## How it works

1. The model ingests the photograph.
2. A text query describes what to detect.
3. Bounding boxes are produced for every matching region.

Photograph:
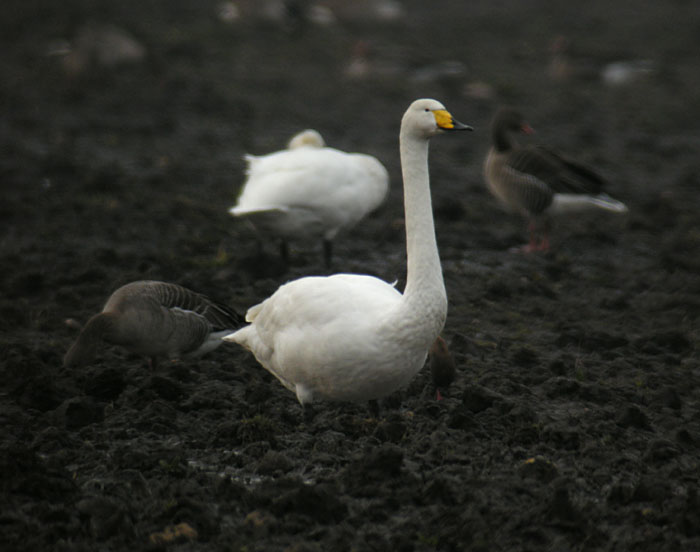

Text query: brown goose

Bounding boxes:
[483,107,628,252]
[64,281,242,368]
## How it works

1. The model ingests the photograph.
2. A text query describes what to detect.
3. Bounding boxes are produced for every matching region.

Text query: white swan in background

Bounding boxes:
[229,128,389,266]
[224,99,472,405]
[64,281,241,368]
[484,107,628,252]
[429,335,456,401]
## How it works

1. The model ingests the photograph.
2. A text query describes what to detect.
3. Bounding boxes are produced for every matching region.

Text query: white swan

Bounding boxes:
[224,99,472,405]
[229,128,389,266]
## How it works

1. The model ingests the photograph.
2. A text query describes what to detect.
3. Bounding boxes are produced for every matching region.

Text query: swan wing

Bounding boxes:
[233,148,388,226]
[249,273,400,327]
[226,274,402,398]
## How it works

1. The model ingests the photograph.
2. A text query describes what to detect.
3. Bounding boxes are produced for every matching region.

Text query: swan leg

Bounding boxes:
[323,238,333,268]
[296,385,318,424]
[255,236,265,257]
[279,240,290,265]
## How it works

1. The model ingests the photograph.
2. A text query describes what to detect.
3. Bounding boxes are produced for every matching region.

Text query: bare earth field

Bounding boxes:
[2,1,700,550]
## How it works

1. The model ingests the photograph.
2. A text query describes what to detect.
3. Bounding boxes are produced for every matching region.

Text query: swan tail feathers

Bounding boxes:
[222,326,250,346]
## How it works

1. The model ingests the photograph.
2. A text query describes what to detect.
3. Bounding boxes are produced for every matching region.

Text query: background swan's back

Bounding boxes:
[231,145,389,240]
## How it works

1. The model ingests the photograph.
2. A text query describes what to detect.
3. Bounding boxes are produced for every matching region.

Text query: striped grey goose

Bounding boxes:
[483,107,628,252]
[64,280,242,368]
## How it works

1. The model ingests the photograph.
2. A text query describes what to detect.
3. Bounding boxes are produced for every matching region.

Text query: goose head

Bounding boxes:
[63,312,114,367]
[64,327,101,367]
[402,98,473,139]
[491,107,534,151]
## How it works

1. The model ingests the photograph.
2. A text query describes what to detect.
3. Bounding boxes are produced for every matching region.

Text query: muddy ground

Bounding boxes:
[2,0,700,550]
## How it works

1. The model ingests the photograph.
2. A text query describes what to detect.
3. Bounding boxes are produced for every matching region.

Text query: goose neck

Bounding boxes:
[64,312,115,366]
[493,126,514,152]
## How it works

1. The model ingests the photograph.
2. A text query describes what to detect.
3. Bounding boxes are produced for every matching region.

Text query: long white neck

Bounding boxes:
[399,128,447,329]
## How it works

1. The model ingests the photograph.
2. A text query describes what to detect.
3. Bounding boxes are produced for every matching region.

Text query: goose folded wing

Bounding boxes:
[513,146,606,195]
[500,160,555,215]
[151,282,242,330]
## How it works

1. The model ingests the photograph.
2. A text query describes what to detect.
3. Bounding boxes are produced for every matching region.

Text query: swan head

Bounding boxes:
[287,129,326,149]
[402,98,473,138]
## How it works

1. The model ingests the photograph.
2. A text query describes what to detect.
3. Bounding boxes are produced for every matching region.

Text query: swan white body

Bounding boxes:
[229,129,389,260]
[225,99,472,404]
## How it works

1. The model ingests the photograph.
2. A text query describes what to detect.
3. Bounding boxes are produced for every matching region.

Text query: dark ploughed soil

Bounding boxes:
[2,1,700,550]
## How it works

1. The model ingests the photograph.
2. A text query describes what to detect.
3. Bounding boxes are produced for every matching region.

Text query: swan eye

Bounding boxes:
[424,108,430,112]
